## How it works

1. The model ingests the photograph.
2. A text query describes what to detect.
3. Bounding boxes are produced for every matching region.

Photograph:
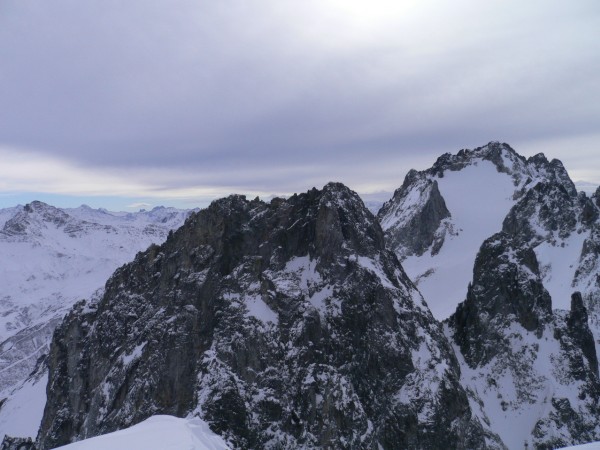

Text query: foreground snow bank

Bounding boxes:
[53,415,230,450]
[559,442,600,449]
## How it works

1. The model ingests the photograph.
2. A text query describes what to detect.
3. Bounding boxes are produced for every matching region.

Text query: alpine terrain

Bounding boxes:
[0,203,192,440]
[36,183,502,449]
[1,142,599,450]
[380,142,600,448]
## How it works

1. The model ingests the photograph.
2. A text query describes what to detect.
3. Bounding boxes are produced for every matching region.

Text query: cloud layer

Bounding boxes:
[0,0,598,204]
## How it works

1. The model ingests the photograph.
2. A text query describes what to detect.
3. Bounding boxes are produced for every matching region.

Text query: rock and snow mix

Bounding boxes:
[36,184,498,449]
[381,142,600,448]
[1,142,600,449]
[0,202,192,439]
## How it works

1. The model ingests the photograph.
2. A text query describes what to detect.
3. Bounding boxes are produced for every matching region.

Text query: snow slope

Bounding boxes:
[380,142,596,321]
[401,160,516,318]
[53,415,230,450]
[560,443,600,450]
[0,202,193,440]
[0,371,47,439]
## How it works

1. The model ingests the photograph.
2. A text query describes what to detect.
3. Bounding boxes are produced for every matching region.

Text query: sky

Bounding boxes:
[0,0,599,210]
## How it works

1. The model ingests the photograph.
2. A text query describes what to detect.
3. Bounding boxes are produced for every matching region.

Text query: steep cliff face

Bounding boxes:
[38,183,499,450]
[378,171,452,259]
[451,233,552,368]
[447,234,600,449]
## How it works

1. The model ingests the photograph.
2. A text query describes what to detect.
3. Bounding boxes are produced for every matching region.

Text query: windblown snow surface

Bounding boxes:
[53,415,230,450]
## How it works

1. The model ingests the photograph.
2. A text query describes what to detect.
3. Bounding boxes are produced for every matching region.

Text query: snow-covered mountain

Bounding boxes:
[0,202,193,440]
[380,142,600,448]
[36,184,502,449]
[378,142,592,319]
[2,142,599,449]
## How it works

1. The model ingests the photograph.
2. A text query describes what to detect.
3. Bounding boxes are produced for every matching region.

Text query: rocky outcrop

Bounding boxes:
[0,436,35,450]
[37,183,499,450]
[450,232,552,368]
[378,171,451,258]
[447,235,600,449]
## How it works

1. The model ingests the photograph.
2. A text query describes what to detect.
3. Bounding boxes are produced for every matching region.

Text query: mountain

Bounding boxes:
[37,183,501,449]
[378,142,587,319]
[0,202,192,440]
[380,141,600,448]
[3,142,598,449]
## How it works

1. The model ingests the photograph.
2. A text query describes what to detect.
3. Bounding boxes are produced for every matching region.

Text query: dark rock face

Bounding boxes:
[450,232,552,368]
[502,181,579,245]
[566,292,599,379]
[448,236,600,449]
[378,173,451,258]
[0,436,35,450]
[37,183,496,450]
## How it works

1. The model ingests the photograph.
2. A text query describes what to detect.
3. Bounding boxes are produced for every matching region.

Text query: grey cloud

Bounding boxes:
[0,0,599,195]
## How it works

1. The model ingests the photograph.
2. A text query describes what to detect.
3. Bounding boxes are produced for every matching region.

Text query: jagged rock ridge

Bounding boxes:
[378,141,596,319]
[447,232,600,449]
[37,183,501,449]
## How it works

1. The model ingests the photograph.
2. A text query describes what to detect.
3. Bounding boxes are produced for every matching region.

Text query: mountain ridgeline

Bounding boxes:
[3,142,600,449]
[37,183,498,449]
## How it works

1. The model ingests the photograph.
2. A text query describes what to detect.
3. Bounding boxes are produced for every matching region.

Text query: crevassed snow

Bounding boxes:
[0,372,47,439]
[53,415,230,450]
[534,232,587,310]
[402,161,517,319]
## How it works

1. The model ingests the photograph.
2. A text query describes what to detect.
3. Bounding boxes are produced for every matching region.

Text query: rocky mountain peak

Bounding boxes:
[450,232,552,367]
[1,201,71,237]
[37,182,497,450]
[428,141,523,179]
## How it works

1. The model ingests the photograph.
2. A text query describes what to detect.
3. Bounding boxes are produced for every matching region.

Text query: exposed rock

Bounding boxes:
[0,436,35,450]
[450,232,552,367]
[448,235,600,449]
[378,173,451,259]
[38,183,498,450]
[566,292,599,379]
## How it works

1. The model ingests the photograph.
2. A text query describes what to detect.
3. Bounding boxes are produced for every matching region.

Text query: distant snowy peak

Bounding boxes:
[0,201,194,241]
[427,141,576,198]
[378,142,593,320]
[1,201,74,239]
[0,200,195,442]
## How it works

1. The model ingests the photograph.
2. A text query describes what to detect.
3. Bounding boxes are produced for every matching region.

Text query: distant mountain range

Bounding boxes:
[1,142,600,449]
[0,203,193,439]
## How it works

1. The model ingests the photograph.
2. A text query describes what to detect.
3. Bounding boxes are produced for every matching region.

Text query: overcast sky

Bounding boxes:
[1,0,598,210]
